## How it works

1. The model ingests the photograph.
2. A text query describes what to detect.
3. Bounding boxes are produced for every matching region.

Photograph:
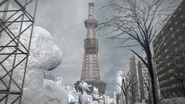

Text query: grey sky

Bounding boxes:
[35,0,139,96]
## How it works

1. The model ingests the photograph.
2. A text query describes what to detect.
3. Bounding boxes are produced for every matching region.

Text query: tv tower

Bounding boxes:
[75,2,106,98]
[81,3,100,81]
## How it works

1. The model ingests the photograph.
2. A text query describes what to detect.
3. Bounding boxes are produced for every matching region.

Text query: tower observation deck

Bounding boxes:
[75,3,106,95]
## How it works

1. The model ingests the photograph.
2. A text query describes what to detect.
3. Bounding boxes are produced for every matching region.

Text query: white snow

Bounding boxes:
[78,81,92,104]
[0,4,67,103]
[0,20,68,103]
[28,27,63,71]
[104,96,115,104]
[115,71,123,94]
[159,97,185,104]
[66,85,79,104]
[22,26,67,104]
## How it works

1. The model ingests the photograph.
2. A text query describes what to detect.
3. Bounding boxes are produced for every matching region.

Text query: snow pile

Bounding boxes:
[159,97,185,104]
[104,96,115,104]
[65,85,79,103]
[115,71,123,93]
[23,78,68,104]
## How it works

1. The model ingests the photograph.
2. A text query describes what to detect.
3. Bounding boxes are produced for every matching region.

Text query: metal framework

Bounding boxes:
[0,0,37,103]
[81,3,101,81]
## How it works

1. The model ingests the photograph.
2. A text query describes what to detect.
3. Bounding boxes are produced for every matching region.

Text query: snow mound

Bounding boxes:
[159,97,185,104]
[65,85,79,103]
[23,78,68,104]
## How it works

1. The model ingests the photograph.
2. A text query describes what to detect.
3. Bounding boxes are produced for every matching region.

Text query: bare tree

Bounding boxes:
[99,0,179,103]
[129,79,137,104]
[115,74,137,104]
[143,70,152,104]
[116,93,121,104]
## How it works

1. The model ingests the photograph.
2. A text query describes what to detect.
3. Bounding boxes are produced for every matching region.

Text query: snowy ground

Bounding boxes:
[159,97,185,104]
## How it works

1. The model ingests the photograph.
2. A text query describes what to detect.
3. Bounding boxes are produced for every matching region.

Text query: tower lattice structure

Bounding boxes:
[0,0,37,103]
[80,3,100,81]
[74,3,106,102]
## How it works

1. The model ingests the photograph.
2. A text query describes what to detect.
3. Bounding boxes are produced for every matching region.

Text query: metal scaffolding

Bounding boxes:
[0,0,37,103]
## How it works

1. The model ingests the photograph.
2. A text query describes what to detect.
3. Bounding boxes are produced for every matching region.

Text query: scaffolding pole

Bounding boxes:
[0,0,37,103]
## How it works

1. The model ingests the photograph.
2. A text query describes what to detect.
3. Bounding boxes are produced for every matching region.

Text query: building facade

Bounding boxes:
[153,0,185,99]
[140,61,151,103]
[129,56,150,103]
[130,56,140,103]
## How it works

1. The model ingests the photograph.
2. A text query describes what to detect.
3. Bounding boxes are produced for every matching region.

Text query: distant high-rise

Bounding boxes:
[129,56,149,103]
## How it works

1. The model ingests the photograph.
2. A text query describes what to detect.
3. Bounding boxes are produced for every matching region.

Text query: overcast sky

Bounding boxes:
[35,0,142,97]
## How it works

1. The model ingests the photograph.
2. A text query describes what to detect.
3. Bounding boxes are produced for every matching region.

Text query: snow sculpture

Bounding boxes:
[0,4,66,104]
[28,26,63,71]
[92,86,100,104]
[66,85,79,104]
[22,27,67,104]
[78,81,92,104]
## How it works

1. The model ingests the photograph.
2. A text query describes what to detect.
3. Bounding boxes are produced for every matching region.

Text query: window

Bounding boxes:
[169,21,171,24]
[164,42,167,46]
[182,23,185,27]
[178,7,182,11]
[180,15,184,19]
[161,30,164,34]
[176,29,180,32]
[172,34,175,38]
[173,41,176,45]
[175,21,178,25]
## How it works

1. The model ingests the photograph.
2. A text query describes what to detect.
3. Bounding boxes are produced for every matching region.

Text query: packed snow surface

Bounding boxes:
[159,97,185,104]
